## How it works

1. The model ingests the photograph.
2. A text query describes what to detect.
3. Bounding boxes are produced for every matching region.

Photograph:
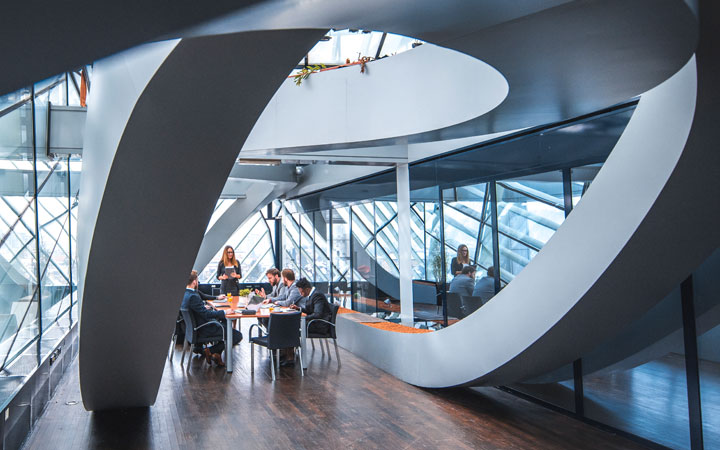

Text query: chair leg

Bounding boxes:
[325,339,331,359]
[251,342,254,373]
[320,339,325,356]
[298,347,304,376]
[333,339,340,364]
[276,349,280,373]
[169,334,177,362]
[180,340,188,366]
[270,350,276,381]
[311,340,315,350]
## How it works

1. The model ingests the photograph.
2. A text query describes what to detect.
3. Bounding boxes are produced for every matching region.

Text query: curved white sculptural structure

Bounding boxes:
[37,0,716,409]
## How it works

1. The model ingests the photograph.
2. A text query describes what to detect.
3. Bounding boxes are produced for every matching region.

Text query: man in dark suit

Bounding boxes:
[181,271,242,366]
[292,278,332,336]
[176,270,226,345]
[449,265,476,297]
[284,278,332,366]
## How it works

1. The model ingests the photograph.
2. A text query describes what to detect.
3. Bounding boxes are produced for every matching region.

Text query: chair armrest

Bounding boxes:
[194,320,222,331]
[307,319,336,329]
[248,323,265,340]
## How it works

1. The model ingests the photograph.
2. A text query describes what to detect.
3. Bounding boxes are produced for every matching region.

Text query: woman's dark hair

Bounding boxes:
[295,278,312,290]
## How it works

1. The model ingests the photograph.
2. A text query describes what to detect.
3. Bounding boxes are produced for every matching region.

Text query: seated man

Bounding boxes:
[176,270,225,347]
[265,268,304,308]
[255,267,286,300]
[448,265,476,297]
[181,271,242,367]
[288,278,333,366]
[472,266,497,303]
[193,270,226,303]
[292,278,332,335]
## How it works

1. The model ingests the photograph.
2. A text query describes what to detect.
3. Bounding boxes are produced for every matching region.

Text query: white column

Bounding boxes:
[396,163,414,324]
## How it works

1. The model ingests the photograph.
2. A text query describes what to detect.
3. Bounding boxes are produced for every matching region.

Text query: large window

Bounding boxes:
[0,72,80,373]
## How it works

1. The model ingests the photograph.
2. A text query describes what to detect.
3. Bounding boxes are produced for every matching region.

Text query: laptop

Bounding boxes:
[244,294,264,311]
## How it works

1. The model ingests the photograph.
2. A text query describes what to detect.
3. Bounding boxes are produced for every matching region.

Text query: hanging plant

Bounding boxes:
[292,64,326,86]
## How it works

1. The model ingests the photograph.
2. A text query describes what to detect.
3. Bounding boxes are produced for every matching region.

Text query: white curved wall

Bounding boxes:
[77,40,179,306]
[243,43,508,151]
[339,55,703,387]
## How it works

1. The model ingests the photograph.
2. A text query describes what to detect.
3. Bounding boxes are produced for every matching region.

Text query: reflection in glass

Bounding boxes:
[69,159,81,313]
[331,207,351,306]
[0,95,38,367]
[571,163,602,208]
[698,323,720,448]
[495,176,565,281]
[299,212,314,280]
[37,159,72,331]
[281,207,300,275]
[351,203,376,314]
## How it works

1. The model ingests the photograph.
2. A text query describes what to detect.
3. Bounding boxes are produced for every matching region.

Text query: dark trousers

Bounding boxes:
[194,321,243,354]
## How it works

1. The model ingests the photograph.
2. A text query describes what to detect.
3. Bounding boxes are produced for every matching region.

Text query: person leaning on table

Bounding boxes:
[182,271,242,367]
[257,268,301,329]
[260,268,302,307]
[290,278,332,336]
[282,278,332,366]
[448,265,476,297]
[178,270,225,348]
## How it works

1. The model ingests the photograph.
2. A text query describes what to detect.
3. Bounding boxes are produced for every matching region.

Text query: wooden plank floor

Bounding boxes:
[22,322,647,450]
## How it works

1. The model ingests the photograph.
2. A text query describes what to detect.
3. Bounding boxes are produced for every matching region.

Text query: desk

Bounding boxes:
[209,300,307,373]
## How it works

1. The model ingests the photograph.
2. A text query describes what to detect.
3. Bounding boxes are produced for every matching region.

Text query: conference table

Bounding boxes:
[208,298,307,373]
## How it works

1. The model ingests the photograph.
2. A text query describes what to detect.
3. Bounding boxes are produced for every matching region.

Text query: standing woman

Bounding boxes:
[217,245,242,296]
[451,244,470,277]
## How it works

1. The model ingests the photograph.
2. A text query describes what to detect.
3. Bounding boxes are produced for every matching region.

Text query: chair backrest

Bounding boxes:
[445,292,464,319]
[180,309,197,345]
[328,303,340,339]
[267,311,302,350]
[461,296,484,317]
[412,280,437,305]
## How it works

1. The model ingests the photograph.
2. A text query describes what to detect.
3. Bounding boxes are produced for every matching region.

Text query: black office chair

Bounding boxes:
[249,311,304,381]
[307,303,340,364]
[179,308,225,366]
[445,292,464,320]
[461,296,485,317]
[169,313,184,362]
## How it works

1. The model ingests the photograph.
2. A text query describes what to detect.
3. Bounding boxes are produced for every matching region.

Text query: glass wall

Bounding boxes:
[197,208,276,284]
[269,101,637,327]
[0,72,81,372]
[351,202,377,314]
[331,207,351,306]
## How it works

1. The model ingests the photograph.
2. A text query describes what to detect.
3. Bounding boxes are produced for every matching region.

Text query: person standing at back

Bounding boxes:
[451,244,471,277]
[217,245,242,296]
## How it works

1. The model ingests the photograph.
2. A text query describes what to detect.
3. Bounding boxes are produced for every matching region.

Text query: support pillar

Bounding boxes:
[396,163,414,324]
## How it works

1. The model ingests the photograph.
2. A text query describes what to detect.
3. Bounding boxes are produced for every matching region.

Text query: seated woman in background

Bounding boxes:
[451,244,471,277]
[217,245,242,296]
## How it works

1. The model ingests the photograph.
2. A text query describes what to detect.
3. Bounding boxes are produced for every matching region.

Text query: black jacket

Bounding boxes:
[217,261,241,295]
[181,288,225,339]
[301,291,332,336]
